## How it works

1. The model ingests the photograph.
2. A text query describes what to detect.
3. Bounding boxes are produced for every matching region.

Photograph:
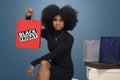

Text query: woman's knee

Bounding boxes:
[40,60,50,69]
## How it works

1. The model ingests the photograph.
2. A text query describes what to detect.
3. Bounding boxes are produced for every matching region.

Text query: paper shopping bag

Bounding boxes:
[83,40,100,62]
[16,19,41,49]
[99,36,120,64]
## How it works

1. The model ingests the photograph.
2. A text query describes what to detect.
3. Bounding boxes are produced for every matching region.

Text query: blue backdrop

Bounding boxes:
[0,0,120,80]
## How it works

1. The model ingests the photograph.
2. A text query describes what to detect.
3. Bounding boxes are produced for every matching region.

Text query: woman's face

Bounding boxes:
[53,15,64,30]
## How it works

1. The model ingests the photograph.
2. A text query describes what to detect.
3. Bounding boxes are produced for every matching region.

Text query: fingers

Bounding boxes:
[27,65,34,76]
[27,70,33,76]
[25,8,33,17]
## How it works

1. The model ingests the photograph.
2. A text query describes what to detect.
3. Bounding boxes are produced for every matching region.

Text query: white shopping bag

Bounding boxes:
[83,40,100,62]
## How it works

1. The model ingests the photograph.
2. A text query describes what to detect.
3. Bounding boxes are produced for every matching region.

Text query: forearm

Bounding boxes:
[31,57,42,66]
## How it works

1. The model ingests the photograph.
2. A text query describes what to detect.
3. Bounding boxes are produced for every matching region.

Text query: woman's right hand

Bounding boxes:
[25,8,33,17]
[25,8,33,20]
[27,64,34,76]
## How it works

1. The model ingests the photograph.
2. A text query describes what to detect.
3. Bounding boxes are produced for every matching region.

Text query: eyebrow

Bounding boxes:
[53,18,64,21]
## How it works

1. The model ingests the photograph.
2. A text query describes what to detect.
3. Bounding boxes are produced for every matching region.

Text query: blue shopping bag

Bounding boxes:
[99,36,120,64]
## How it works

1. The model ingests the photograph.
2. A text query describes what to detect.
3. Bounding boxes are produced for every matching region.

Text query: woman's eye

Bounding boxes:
[53,19,64,21]
[60,19,64,21]
[53,19,57,21]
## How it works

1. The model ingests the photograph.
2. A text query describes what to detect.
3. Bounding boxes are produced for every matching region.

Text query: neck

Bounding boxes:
[53,28,65,36]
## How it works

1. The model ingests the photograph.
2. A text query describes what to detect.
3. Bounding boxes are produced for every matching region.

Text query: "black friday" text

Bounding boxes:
[18,29,38,42]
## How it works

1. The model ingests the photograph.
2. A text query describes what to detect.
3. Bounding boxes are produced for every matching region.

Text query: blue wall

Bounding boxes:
[0,0,120,80]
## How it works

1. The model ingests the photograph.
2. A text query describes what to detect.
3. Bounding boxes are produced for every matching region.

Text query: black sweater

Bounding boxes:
[31,29,74,70]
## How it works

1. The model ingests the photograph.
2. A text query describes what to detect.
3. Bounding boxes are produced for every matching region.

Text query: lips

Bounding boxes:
[56,25,60,28]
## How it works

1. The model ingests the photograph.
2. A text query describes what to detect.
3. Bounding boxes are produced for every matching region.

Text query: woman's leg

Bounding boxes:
[35,60,50,80]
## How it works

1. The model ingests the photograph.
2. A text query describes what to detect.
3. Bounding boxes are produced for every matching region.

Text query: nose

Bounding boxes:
[57,20,60,24]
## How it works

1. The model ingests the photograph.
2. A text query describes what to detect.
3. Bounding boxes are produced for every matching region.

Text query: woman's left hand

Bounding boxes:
[27,64,34,76]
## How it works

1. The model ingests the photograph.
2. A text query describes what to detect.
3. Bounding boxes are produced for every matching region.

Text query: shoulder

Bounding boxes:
[41,29,50,34]
[42,29,47,32]
[65,31,74,41]
[41,29,50,38]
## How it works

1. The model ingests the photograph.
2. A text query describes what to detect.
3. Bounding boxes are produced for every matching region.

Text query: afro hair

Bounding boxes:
[41,4,78,30]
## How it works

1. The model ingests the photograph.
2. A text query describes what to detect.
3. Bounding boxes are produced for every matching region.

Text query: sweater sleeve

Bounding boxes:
[31,36,74,66]
[41,29,48,39]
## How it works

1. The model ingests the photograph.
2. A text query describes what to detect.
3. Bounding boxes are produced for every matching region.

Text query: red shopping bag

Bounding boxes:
[16,19,41,49]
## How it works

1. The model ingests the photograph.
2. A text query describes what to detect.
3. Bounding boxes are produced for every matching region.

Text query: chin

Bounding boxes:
[55,28,62,31]
[57,29,63,31]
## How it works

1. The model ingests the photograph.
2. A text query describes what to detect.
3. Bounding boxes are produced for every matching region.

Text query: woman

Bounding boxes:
[26,4,78,80]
